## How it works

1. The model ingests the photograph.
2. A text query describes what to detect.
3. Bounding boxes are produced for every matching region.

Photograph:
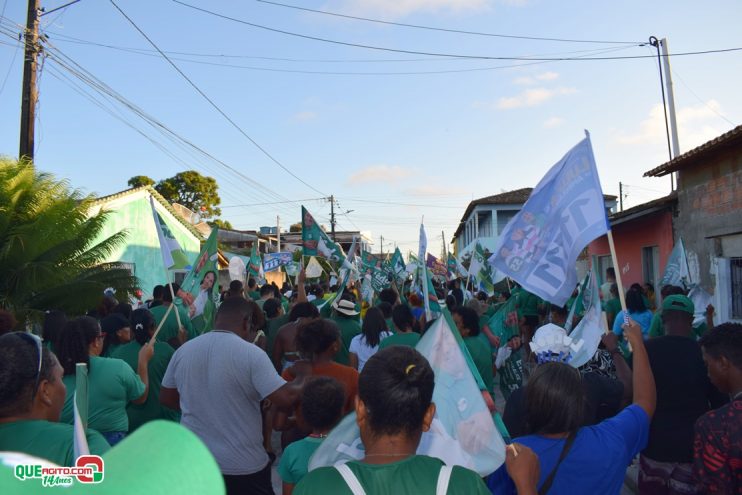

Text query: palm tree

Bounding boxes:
[0,158,139,325]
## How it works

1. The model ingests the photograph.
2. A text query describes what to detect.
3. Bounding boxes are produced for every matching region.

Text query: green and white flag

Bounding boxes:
[302,206,350,269]
[150,196,191,270]
[248,242,263,280]
[177,228,219,334]
[470,242,496,295]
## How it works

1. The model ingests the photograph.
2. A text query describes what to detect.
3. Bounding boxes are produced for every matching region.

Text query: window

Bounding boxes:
[732,258,742,320]
[596,255,613,286]
[642,246,659,288]
[477,211,493,238]
[497,210,518,235]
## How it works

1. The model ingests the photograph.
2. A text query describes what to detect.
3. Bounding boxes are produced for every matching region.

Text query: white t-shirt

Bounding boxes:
[162,330,285,475]
[349,331,392,371]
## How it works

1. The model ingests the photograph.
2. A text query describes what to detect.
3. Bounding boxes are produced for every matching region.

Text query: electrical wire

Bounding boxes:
[256,0,641,45]
[670,68,737,127]
[173,1,742,62]
[0,37,19,95]
[109,0,326,196]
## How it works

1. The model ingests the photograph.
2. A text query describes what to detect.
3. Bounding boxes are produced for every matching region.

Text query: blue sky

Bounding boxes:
[1,0,740,255]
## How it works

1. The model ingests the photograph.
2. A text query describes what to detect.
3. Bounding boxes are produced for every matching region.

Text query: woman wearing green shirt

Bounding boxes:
[295,346,539,495]
[111,309,180,432]
[56,316,153,445]
[0,332,110,465]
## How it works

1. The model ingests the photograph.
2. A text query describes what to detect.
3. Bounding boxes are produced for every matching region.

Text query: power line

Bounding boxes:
[670,68,737,127]
[339,198,465,209]
[256,0,641,45]
[109,0,326,197]
[173,1,742,62]
[221,198,326,208]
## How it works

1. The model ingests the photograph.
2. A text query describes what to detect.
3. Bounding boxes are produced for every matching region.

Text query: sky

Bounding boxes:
[0,0,740,256]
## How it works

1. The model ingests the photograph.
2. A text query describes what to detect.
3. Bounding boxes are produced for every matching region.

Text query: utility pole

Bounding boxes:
[660,38,681,189]
[441,230,447,260]
[380,235,384,258]
[329,195,336,241]
[649,36,675,191]
[19,0,41,161]
[619,182,624,211]
[276,215,281,252]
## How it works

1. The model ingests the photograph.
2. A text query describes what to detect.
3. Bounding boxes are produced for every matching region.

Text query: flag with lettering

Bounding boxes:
[390,247,407,283]
[263,252,293,272]
[448,253,467,279]
[566,268,603,368]
[489,134,609,306]
[176,227,219,333]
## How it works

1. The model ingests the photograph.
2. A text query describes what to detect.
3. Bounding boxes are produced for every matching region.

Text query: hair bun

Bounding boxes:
[135,323,144,330]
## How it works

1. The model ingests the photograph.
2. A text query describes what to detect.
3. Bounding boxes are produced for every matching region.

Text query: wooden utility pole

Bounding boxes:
[329,195,336,241]
[19,0,41,161]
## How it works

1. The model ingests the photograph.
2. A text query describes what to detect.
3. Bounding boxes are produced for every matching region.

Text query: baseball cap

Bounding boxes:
[1,421,225,494]
[661,295,694,315]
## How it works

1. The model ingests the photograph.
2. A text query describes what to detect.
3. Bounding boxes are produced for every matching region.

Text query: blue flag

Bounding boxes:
[489,134,609,306]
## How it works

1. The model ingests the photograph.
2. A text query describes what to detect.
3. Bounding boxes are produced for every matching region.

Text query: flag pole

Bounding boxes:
[151,301,174,342]
[607,229,632,351]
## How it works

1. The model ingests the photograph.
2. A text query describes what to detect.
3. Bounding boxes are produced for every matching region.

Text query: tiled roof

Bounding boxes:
[644,124,742,177]
[90,186,205,240]
[609,192,677,226]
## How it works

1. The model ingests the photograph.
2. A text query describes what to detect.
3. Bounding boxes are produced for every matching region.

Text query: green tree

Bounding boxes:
[155,171,221,219]
[209,218,233,230]
[127,175,155,188]
[289,223,302,232]
[1,159,139,325]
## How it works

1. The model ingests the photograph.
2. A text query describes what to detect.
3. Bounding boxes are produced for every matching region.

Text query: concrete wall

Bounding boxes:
[587,209,675,290]
[675,147,742,291]
[89,191,201,298]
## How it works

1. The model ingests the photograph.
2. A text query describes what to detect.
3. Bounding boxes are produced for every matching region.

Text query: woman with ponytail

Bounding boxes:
[110,308,180,431]
[57,316,153,445]
[295,346,540,495]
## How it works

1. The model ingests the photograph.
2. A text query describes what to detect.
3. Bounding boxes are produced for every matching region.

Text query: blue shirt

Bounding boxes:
[488,405,649,495]
[612,310,654,338]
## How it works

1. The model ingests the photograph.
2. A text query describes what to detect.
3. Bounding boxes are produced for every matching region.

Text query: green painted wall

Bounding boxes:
[90,193,201,298]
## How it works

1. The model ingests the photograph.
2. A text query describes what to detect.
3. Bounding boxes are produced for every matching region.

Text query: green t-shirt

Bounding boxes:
[266,314,290,357]
[295,455,489,495]
[378,332,421,350]
[330,316,361,366]
[278,436,323,485]
[464,336,494,393]
[61,356,145,433]
[385,317,395,334]
[0,420,110,467]
[248,290,261,300]
[150,303,194,345]
[110,341,180,432]
[603,297,622,318]
[649,312,707,340]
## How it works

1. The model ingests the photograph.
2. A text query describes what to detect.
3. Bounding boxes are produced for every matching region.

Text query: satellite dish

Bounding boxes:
[228,257,246,283]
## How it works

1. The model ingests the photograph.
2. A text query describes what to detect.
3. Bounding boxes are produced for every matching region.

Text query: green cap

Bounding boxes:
[0,421,225,494]
[662,295,694,315]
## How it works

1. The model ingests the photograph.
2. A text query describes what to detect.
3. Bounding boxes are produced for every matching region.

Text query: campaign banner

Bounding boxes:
[263,252,293,272]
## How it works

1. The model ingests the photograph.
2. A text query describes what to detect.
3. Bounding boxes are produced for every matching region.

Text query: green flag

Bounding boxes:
[248,242,262,279]
[302,206,348,268]
[487,296,520,348]
[176,228,219,334]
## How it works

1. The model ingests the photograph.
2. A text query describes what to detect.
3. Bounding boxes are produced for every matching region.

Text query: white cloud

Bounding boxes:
[536,71,559,81]
[291,111,317,122]
[543,117,565,128]
[496,87,577,110]
[614,100,729,152]
[331,0,490,18]
[347,164,413,185]
[513,76,535,86]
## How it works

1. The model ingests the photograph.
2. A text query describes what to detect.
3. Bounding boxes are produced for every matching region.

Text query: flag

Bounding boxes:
[489,134,610,306]
[302,206,348,268]
[424,263,442,314]
[469,242,496,295]
[419,223,432,320]
[247,242,262,279]
[73,362,89,460]
[305,256,324,279]
[176,228,219,333]
[390,247,407,283]
[263,252,293,272]
[426,253,448,278]
[150,196,191,270]
[565,269,603,369]
[308,310,506,476]
[285,261,301,277]
[448,253,467,279]
[660,238,692,290]
[487,297,520,348]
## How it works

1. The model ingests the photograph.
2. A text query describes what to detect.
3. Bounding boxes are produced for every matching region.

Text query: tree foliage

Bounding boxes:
[289,222,302,233]
[127,175,155,188]
[209,218,233,230]
[1,159,139,325]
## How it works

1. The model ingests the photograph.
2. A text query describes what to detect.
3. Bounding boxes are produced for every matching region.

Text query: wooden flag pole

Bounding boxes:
[607,229,632,351]
[151,302,174,342]
[165,272,183,330]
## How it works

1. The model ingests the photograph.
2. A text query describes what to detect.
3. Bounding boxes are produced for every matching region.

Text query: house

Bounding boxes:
[644,124,742,322]
[452,188,617,258]
[587,193,677,293]
[278,230,373,255]
[87,186,203,299]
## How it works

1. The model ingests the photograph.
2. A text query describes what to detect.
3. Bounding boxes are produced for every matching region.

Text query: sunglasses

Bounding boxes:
[15,332,43,401]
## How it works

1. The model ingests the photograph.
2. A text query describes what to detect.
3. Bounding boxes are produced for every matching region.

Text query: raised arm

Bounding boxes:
[622,319,656,418]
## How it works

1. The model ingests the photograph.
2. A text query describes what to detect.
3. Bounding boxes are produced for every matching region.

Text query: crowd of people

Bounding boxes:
[0,266,740,495]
